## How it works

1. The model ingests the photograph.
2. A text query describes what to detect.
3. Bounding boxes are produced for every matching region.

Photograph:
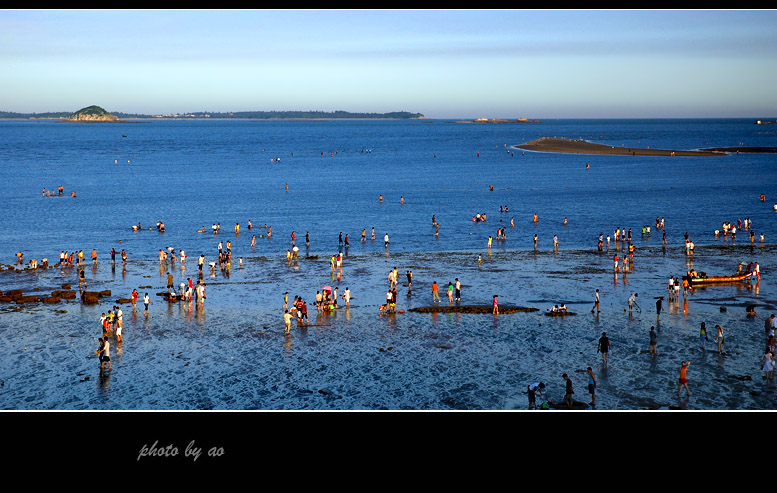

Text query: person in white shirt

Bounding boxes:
[115,307,123,343]
[98,338,112,370]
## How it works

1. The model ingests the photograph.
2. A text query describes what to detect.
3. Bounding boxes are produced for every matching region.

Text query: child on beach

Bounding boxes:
[715,325,725,354]
[676,361,691,396]
[283,310,292,335]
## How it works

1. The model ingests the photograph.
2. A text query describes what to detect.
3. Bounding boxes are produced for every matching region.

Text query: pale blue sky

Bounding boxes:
[1,9,776,118]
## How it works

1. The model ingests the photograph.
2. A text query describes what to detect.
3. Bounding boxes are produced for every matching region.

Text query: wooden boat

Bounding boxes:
[687,272,752,286]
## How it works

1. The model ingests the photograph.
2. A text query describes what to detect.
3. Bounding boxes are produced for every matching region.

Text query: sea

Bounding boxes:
[1,117,776,411]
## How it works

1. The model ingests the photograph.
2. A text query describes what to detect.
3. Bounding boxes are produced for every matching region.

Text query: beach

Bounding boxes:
[0,118,776,410]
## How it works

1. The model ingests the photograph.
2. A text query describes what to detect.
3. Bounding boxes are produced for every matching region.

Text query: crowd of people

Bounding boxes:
[10,191,774,410]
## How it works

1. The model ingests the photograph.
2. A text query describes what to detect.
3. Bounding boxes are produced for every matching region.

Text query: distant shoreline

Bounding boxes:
[513,137,777,156]
[0,117,428,122]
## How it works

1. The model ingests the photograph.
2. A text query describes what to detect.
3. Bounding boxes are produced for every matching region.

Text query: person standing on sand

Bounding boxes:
[676,361,691,396]
[656,297,664,321]
[283,310,292,335]
[598,332,611,365]
[98,337,112,370]
[587,367,597,407]
[715,325,725,354]
[563,373,574,409]
[116,307,123,343]
[649,326,658,356]
[762,349,774,381]
[700,322,708,350]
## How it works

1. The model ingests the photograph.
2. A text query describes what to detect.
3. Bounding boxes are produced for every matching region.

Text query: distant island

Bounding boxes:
[65,105,120,122]
[455,117,540,124]
[0,107,425,121]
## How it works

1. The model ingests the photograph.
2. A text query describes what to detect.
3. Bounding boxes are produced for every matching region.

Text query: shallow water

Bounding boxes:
[0,118,775,410]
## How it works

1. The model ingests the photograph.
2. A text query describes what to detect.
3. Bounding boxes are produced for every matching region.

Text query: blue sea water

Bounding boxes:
[0,118,776,410]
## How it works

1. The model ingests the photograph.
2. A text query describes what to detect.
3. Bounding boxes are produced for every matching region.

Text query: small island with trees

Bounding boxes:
[64,105,120,122]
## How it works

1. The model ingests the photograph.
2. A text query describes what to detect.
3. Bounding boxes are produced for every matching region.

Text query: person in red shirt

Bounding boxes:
[431,281,440,303]
[676,361,691,396]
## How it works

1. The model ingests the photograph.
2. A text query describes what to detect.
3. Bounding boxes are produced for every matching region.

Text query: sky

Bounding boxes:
[1,9,776,119]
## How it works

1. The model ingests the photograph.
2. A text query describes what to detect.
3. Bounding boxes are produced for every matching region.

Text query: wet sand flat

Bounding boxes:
[515,137,725,156]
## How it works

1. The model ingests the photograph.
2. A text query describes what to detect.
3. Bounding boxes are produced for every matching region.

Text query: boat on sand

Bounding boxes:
[687,271,752,287]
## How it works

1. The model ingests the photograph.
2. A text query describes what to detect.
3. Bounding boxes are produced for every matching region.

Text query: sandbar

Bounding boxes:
[515,137,725,156]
